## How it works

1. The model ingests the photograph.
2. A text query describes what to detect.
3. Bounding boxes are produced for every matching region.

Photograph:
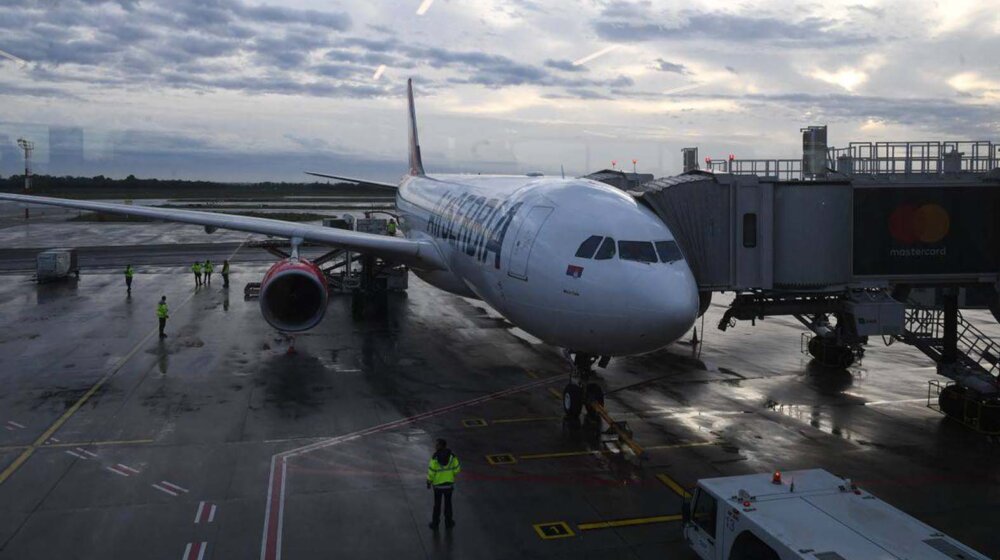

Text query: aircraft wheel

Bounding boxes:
[563,383,583,417]
[584,383,604,418]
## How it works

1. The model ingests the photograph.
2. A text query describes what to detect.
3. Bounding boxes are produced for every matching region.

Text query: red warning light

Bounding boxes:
[632,159,637,164]
[742,500,752,507]
[772,471,782,485]
[729,153,735,160]
[705,157,712,164]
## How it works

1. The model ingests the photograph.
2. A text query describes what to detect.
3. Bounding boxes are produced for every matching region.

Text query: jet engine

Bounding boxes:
[259,258,329,332]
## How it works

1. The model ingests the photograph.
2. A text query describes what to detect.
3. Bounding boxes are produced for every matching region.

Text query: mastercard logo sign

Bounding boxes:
[888,203,950,245]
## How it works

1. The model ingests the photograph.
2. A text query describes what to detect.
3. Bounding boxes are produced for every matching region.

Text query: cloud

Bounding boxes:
[545,59,587,72]
[653,58,688,74]
[594,10,879,47]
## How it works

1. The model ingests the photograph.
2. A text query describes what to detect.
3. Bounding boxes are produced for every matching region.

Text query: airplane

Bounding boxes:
[0,79,699,417]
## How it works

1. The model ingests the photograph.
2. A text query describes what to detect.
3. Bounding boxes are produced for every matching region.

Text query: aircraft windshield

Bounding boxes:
[618,241,658,263]
[575,235,603,258]
[655,240,683,263]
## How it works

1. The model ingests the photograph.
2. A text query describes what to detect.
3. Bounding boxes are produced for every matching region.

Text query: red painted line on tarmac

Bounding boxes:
[160,480,188,493]
[259,375,562,560]
[182,541,207,560]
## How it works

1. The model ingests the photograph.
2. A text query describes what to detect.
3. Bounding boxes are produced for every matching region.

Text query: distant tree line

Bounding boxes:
[0,174,393,199]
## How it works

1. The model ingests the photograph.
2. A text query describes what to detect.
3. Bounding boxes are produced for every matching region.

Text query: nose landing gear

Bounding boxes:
[561,352,607,419]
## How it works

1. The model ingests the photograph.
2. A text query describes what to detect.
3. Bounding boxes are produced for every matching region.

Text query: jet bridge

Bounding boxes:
[607,131,1000,432]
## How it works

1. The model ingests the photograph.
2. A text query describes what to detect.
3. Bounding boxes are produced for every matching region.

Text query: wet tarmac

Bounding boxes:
[0,228,999,559]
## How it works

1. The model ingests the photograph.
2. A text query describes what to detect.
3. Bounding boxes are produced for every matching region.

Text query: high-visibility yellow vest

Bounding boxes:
[125,266,134,278]
[192,263,202,273]
[204,262,213,272]
[156,303,168,319]
[427,454,461,487]
[222,262,230,274]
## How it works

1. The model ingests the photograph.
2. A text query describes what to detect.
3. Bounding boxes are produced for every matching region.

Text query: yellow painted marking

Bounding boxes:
[578,514,682,531]
[491,416,562,424]
[656,473,692,498]
[0,438,155,453]
[461,418,488,428]
[518,441,716,461]
[486,453,517,465]
[521,449,604,460]
[533,521,575,540]
[547,387,562,399]
[0,241,247,485]
[525,370,538,379]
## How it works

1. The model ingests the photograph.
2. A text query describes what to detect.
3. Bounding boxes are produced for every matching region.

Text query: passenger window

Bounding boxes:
[743,213,757,248]
[692,490,717,539]
[575,235,603,258]
[655,240,683,263]
[595,237,616,260]
[618,241,657,263]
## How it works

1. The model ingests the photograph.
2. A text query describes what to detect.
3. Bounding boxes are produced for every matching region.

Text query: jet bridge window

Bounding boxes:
[574,235,603,258]
[618,241,658,263]
[742,213,757,248]
[594,237,616,260]
[654,240,683,263]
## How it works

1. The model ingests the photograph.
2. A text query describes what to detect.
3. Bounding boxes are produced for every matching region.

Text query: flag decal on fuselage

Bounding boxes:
[566,265,584,278]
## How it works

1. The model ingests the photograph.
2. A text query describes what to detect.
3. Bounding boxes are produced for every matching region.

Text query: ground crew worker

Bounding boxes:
[157,296,169,338]
[204,259,214,285]
[124,264,134,294]
[192,261,202,286]
[387,219,397,236]
[426,438,460,530]
[222,259,230,288]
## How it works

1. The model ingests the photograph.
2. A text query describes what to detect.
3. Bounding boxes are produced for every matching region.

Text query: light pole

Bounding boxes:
[16,138,33,219]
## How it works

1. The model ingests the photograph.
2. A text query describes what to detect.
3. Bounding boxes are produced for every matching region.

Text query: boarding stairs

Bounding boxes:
[897,305,1000,433]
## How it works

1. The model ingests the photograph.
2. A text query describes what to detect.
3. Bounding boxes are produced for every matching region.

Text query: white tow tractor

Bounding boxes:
[681,469,988,560]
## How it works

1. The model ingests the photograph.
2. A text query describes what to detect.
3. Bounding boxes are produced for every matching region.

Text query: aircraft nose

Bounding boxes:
[626,264,700,349]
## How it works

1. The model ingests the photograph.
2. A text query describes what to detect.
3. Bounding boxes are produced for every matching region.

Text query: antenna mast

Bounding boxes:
[16,138,34,219]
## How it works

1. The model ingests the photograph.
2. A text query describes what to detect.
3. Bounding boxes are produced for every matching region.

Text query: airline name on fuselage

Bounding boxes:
[427,190,523,269]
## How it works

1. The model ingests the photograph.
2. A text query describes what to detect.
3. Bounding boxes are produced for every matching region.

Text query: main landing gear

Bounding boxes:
[562,352,609,419]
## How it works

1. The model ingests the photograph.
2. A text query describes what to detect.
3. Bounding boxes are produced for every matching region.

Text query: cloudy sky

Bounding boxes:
[0,0,998,181]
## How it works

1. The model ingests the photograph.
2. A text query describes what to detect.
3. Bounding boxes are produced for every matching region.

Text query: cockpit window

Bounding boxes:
[575,235,603,258]
[618,241,658,263]
[594,237,616,260]
[655,240,683,263]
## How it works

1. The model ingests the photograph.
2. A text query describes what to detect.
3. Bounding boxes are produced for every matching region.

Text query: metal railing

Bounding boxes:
[701,140,998,180]
[902,307,1000,378]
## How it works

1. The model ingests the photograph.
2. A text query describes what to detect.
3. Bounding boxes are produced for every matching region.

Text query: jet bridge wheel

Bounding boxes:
[563,384,583,417]
[807,335,857,369]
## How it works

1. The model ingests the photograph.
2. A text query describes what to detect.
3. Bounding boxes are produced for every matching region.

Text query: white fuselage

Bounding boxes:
[395,174,700,356]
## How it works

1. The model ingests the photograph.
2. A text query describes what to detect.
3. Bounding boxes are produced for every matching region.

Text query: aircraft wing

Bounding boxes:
[304,172,397,190]
[0,192,446,270]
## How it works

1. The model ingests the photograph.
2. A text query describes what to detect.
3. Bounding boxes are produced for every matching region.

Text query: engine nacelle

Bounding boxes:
[259,258,329,332]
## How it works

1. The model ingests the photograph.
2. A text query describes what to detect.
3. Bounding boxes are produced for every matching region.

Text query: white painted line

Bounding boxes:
[182,542,192,560]
[197,542,207,560]
[117,463,140,474]
[208,504,217,523]
[65,450,87,460]
[161,480,189,493]
[7,421,25,429]
[152,483,179,497]
[4,426,13,432]
[416,0,434,15]
[107,466,130,477]
[49,437,60,442]
[76,447,97,458]
[864,398,925,406]
[195,501,206,523]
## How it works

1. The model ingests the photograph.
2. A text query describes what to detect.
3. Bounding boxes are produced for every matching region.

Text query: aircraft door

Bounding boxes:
[507,205,553,280]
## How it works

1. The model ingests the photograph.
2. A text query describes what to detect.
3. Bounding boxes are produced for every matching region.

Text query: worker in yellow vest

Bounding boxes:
[387,219,398,236]
[192,261,202,287]
[124,264,134,294]
[426,438,461,530]
[204,259,214,285]
[157,296,169,338]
